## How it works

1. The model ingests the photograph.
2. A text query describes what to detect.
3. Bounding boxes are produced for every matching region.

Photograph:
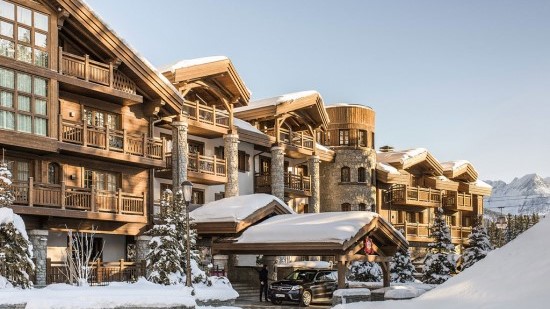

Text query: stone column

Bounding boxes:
[171,114,188,188]
[28,229,48,287]
[270,145,285,201]
[308,155,320,213]
[135,235,151,262]
[224,133,239,197]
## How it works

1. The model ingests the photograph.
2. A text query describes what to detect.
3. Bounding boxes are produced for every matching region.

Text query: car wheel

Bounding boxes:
[300,290,312,307]
[271,299,282,305]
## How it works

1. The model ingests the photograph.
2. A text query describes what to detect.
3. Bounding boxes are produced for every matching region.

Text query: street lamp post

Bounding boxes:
[181,180,193,288]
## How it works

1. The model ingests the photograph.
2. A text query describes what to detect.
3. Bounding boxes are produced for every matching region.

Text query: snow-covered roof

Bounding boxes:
[377,162,400,175]
[473,179,492,189]
[235,90,320,112]
[326,103,374,111]
[377,148,428,165]
[190,194,293,223]
[441,160,471,171]
[233,118,266,135]
[158,56,228,74]
[236,212,378,244]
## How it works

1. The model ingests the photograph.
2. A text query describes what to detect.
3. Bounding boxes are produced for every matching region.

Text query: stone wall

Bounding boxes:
[28,229,48,287]
[320,148,377,212]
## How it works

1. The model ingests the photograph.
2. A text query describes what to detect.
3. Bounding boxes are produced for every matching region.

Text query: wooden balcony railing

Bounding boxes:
[254,173,312,196]
[59,119,165,160]
[182,101,230,128]
[393,222,471,244]
[443,192,473,211]
[388,185,441,207]
[265,128,314,151]
[58,48,137,95]
[47,258,146,284]
[11,178,145,216]
[165,152,227,177]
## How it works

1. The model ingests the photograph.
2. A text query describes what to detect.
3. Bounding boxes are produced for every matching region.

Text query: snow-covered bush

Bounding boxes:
[390,249,416,283]
[462,217,492,270]
[422,207,456,284]
[348,261,382,282]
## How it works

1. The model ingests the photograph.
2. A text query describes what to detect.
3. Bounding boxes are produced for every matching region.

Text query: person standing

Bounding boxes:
[259,264,269,301]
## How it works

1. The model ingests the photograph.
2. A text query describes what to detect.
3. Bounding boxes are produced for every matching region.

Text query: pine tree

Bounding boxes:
[145,189,205,285]
[0,162,34,288]
[532,213,540,225]
[462,217,492,270]
[515,215,525,235]
[390,249,416,283]
[348,261,382,282]
[422,207,456,284]
[505,213,515,242]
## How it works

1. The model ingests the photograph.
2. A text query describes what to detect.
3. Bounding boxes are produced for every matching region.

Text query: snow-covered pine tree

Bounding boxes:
[390,249,416,283]
[462,216,492,270]
[145,188,205,285]
[422,207,456,284]
[348,261,382,282]
[531,213,540,225]
[0,162,34,289]
[505,213,515,242]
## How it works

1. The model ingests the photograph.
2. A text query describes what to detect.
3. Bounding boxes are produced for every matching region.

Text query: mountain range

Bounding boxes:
[484,174,550,216]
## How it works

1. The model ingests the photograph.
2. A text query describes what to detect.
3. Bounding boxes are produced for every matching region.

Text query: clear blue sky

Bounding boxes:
[87,0,550,182]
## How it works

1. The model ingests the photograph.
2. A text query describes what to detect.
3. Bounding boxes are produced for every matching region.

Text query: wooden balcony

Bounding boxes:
[59,48,137,95]
[388,185,442,208]
[254,173,312,197]
[443,192,473,212]
[159,152,227,185]
[265,128,314,152]
[9,178,146,223]
[58,119,165,167]
[182,101,231,137]
[393,222,471,245]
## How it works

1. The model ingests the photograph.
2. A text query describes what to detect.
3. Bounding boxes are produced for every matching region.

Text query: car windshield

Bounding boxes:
[285,270,318,282]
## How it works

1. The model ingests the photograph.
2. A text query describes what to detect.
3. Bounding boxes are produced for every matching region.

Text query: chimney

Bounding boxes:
[379,145,394,152]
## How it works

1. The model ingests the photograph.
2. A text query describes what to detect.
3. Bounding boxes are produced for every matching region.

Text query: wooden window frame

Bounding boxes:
[358,130,368,147]
[191,188,205,205]
[47,161,60,184]
[0,66,48,135]
[238,150,250,173]
[83,168,119,192]
[6,156,31,182]
[340,166,350,183]
[341,203,351,212]
[339,129,350,146]
[357,167,366,183]
[83,106,121,130]
[0,0,50,67]
[188,139,204,155]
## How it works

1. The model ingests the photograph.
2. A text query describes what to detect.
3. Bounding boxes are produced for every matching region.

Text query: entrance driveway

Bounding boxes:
[234,299,331,309]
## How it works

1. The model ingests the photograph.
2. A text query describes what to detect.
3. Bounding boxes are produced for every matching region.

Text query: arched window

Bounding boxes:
[48,162,60,184]
[358,167,366,183]
[341,166,350,182]
[358,203,367,211]
[341,203,351,211]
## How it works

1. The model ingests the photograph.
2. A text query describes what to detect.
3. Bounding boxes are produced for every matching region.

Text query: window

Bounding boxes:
[84,169,118,192]
[358,167,366,183]
[0,67,47,135]
[214,192,224,201]
[339,129,349,146]
[47,162,60,184]
[188,140,204,154]
[214,146,224,159]
[341,203,351,211]
[6,157,30,181]
[259,156,271,175]
[340,166,350,182]
[83,107,120,130]
[0,1,49,67]
[191,189,204,205]
[358,130,368,147]
[238,150,250,172]
[358,203,367,211]
[160,183,172,193]
[371,132,375,149]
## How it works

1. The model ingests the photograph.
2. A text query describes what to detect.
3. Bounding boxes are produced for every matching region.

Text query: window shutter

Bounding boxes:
[245,153,250,172]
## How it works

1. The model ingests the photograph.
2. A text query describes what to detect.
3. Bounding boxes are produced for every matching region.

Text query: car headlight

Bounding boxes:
[291,285,300,291]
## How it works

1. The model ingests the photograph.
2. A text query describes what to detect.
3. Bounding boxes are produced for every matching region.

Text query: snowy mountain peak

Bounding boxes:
[484,173,550,216]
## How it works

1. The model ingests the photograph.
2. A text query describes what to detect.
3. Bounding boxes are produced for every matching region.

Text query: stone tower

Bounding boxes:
[319,103,377,212]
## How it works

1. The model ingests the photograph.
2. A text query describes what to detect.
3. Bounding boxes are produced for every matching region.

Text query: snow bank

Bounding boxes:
[278,261,332,269]
[0,207,29,240]
[159,56,228,73]
[0,276,12,289]
[237,212,378,244]
[375,285,426,299]
[191,193,293,223]
[377,148,427,165]
[333,288,371,297]
[333,216,550,309]
[236,90,319,112]
[0,277,239,308]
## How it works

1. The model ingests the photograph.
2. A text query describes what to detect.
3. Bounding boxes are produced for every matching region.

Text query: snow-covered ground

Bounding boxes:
[0,277,238,309]
[334,215,550,309]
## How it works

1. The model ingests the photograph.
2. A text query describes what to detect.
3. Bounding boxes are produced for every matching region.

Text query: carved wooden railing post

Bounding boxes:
[213,155,217,176]
[161,137,166,161]
[28,177,34,207]
[117,188,123,214]
[58,116,63,141]
[109,62,114,88]
[195,100,200,120]
[82,122,88,147]
[142,191,146,216]
[404,220,408,237]
[58,47,63,73]
[60,181,66,210]
[142,133,147,157]
[91,186,96,212]
[84,54,90,82]
[122,129,127,154]
[212,105,216,125]
[105,125,110,151]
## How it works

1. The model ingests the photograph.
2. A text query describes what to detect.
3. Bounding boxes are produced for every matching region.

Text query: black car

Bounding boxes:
[268,269,338,306]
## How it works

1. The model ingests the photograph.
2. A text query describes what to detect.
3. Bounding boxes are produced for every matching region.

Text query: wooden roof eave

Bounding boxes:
[444,164,479,182]
[425,176,460,191]
[376,170,409,185]
[401,152,444,176]
[458,182,492,196]
[60,0,183,111]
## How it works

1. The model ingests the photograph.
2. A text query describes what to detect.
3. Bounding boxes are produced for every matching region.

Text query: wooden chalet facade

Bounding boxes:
[0,0,182,286]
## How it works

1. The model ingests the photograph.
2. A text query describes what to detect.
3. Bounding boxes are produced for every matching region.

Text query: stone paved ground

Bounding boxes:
[234,299,331,309]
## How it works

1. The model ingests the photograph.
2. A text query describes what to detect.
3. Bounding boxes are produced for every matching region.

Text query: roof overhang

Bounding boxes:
[378,149,444,176]
[458,182,492,196]
[442,161,479,182]
[425,176,460,191]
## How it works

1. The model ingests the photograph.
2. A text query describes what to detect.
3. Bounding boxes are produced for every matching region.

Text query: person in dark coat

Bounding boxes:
[259,264,269,301]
